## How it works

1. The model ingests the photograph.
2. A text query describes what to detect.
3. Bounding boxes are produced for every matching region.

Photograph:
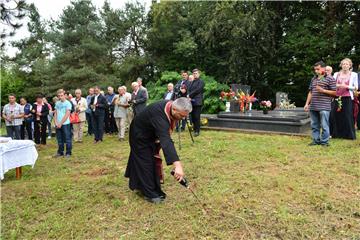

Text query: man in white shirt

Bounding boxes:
[2,94,24,139]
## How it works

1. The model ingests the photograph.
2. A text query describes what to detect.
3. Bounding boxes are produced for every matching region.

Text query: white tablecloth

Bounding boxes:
[0,139,38,180]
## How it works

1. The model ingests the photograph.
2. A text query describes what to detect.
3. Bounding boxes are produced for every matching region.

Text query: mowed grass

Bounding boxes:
[1,130,360,239]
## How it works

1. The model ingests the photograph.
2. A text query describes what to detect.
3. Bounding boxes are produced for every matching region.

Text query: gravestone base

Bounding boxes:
[206,110,310,134]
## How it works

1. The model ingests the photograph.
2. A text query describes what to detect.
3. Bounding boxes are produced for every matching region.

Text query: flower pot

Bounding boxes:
[225,101,231,112]
[263,109,268,114]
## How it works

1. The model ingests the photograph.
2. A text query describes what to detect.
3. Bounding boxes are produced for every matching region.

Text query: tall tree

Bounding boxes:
[10,3,50,98]
[46,0,110,93]
[0,0,27,48]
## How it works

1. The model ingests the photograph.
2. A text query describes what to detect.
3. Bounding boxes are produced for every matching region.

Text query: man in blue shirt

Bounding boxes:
[54,89,72,157]
[163,83,175,100]
[86,88,94,136]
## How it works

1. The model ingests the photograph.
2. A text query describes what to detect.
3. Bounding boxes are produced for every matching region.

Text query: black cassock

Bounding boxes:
[125,100,179,199]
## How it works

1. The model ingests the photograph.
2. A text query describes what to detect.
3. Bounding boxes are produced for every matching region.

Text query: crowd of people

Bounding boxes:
[2,69,205,158]
[3,62,360,204]
[304,58,360,146]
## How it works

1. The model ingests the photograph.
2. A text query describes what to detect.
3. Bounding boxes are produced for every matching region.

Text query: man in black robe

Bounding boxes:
[125,97,192,203]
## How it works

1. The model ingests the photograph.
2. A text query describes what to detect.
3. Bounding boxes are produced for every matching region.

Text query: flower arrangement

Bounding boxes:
[260,100,272,114]
[279,99,296,109]
[220,90,236,102]
[238,90,257,112]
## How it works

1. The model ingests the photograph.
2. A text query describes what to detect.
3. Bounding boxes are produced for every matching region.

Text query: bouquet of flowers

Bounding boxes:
[220,90,236,102]
[238,90,257,112]
[318,69,326,80]
[335,96,342,112]
[260,100,272,110]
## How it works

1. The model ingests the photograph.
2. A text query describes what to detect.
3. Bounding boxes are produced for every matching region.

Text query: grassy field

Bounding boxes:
[1,130,360,239]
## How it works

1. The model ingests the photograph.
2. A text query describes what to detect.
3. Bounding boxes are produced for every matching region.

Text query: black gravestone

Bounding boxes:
[231,84,251,94]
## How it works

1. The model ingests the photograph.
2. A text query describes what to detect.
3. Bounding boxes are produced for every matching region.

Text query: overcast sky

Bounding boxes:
[4,0,153,57]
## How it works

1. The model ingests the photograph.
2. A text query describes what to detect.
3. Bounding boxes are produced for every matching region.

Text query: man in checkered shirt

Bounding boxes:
[2,94,24,139]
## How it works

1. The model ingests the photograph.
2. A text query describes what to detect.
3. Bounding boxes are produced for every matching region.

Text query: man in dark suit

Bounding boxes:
[163,83,175,101]
[188,69,205,137]
[130,82,148,116]
[90,86,108,143]
[174,71,190,131]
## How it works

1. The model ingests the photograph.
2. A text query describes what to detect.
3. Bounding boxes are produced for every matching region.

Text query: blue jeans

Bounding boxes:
[56,124,72,155]
[6,125,21,139]
[47,118,52,137]
[310,110,330,144]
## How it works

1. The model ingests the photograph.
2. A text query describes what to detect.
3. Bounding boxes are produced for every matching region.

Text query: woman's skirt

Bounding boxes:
[330,96,356,139]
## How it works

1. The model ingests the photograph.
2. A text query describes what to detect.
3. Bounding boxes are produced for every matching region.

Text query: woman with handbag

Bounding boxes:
[71,89,88,142]
[32,94,49,145]
[114,86,130,141]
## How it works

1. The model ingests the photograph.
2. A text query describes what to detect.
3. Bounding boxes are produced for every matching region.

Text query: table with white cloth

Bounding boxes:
[0,138,38,180]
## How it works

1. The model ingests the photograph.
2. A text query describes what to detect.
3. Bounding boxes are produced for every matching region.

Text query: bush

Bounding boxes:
[147,71,228,114]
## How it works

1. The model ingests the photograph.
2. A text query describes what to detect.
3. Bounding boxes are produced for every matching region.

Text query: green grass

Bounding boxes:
[1,131,360,239]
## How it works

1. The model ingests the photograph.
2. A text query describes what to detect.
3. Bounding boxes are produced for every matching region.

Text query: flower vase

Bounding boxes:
[225,101,231,112]
[263,109,268,114]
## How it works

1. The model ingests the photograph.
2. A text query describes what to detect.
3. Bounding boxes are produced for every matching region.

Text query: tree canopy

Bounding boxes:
[2,1,360,112]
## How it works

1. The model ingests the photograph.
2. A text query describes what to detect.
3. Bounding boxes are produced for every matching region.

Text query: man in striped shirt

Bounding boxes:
[304,61,336,146]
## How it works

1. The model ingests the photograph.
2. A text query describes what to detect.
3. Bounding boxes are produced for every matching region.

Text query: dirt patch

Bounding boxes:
[83,168,111,177]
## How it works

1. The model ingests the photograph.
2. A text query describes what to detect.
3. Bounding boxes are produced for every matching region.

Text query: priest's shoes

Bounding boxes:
[144,196,164,204]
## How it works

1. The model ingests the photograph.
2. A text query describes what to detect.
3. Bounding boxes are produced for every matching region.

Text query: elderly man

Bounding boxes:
[130,82,148,116]
[163,83,175,100]
[125,97,192,203]
[105,86,117,134]
[86,88,95,136]
[325,66,333,77]
[137,77,149,99]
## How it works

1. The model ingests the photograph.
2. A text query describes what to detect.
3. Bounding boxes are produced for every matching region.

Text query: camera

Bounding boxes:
[174,83,187,99]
